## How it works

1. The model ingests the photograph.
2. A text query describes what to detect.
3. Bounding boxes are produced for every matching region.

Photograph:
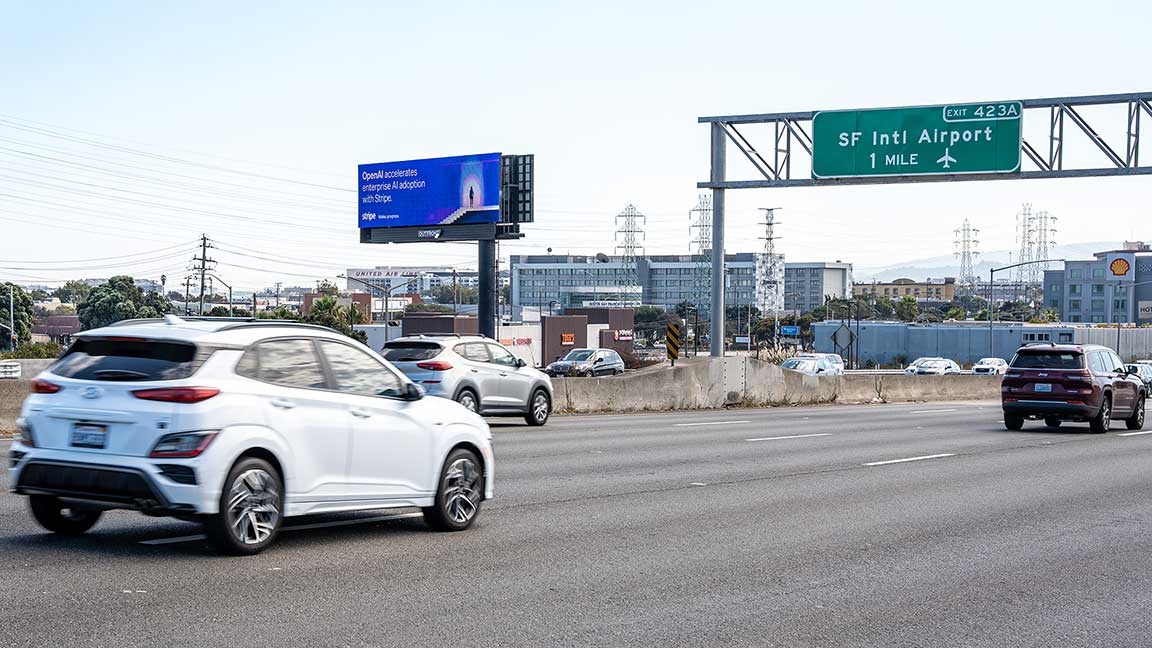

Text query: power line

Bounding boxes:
[0,240,197,264]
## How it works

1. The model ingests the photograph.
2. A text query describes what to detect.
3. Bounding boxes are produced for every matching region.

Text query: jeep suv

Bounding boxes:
[1001,344,1146,432]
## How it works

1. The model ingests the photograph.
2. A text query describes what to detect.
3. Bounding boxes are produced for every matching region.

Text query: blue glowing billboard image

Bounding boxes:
[358,152,501,229]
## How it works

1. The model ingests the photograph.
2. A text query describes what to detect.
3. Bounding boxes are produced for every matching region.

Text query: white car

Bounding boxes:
[972,357,1009,375]
[903,357,943,375]
[910,358,961,376]
[8,316,494,555]
[781,355,841,376]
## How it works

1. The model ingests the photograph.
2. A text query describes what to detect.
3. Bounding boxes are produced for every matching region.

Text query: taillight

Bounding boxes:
[31,379,61,394]
[16,418,34,447]
[416,361,454,371]
[149,431,217,458]
[132,387,220,403]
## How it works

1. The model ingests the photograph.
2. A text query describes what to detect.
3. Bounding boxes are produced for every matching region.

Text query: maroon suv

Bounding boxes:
[1001,344,1146,432]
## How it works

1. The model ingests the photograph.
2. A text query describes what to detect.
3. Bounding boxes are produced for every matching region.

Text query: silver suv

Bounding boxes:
[382,335,554,426]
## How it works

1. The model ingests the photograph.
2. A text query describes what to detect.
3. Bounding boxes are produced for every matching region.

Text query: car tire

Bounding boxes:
[524,388,551,426]
[1044,417,1062,428]
[1126,394,1146,431]
[614,368,624,376]
[1090,395,1112,434]
[204,457,283,556]
[1004,414,1025,431]
[423,448,483,532]
[583,370,594,378]
[456,389,479,414]
[28,495,102,535]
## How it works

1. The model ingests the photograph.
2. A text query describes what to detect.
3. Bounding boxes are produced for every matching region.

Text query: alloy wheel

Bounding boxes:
[532,392,550,423]
[459,392,478,412]
[1102,400,1112,431]
[442,458,481,525]
[225,468,281,545]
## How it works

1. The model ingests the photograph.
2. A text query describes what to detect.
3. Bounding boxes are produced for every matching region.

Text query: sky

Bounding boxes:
[1,0,1148,291]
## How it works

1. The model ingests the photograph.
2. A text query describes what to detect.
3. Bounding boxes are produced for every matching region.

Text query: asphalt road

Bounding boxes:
[4,401,1152,647]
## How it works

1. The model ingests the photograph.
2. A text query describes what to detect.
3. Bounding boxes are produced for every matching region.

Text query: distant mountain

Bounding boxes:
[853,242,1123,283]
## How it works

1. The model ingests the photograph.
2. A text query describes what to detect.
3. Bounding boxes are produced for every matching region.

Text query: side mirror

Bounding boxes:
[404,383,426,401]
[515,357,527,368]
[594,357,604,364]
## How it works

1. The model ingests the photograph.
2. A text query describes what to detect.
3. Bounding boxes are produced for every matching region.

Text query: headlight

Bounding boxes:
[16,418,34,447]
[149,431,218,458]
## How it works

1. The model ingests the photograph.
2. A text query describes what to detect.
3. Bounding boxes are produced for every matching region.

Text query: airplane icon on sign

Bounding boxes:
[936,147,957,169]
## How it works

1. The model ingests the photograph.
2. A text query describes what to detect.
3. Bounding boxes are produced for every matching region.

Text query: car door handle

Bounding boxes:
[499,372,509,377]
[270,398,296,410]
[349,407,371,418]
[470,368,479,373]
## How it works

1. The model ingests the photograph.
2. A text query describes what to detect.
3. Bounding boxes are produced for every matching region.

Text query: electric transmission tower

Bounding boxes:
[1012,203,1036,299]
[689,195,712,316]
[614,204,645,303]
[954,219,980,293]
[755,208,783,317]
[1033,209,1058,273]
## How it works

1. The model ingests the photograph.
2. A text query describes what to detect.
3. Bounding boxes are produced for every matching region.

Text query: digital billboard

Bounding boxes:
[358,152,501,229]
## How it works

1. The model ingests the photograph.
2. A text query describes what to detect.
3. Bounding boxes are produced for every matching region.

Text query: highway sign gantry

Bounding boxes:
[812,101,1022,179]
[666,322,682,364]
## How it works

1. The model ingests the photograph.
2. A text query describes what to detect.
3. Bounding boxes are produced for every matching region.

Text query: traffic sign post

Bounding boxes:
[812,102,1022,179]
[666,322,682,366]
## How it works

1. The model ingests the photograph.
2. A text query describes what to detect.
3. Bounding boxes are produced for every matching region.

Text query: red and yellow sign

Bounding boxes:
[560,333,575,346]
[1110,257,1132,277]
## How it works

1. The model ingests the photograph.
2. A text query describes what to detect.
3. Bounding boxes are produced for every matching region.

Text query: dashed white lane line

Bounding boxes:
[745,433,832,442]
[863,453,955,467]
[908,408,959,414]
[139,512,423,545]
[1118,430,1152,436]
[675,420,751,427]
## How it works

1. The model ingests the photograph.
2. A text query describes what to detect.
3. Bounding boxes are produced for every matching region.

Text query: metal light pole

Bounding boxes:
[207,274,233,317]
[988,259,1065,358]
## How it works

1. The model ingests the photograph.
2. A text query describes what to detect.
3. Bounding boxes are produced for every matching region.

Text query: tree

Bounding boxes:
[258,306,297,320]
[54,280,92,305]
[428,285,477,305]
[315,280,341,297]
[945,306,967,320]
[872,296,895,318]
[0,283,35,349]
[207,306,231,317]
[77,276,173,330]
[299,296,367,343]
[405,303,453,314]
[166,290,186,302]
[30,289,50,302]
[634,306,678,346]
[894,295,920,322]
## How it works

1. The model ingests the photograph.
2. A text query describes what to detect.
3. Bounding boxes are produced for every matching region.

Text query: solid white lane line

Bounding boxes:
[908,408,959,414]
[1118,430,1152,436]
[863,453,955,466]
[139,512,424,545]
[745,433,832,442]
[675,420,751,427]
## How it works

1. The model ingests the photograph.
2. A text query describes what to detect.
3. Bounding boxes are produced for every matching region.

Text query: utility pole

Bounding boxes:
[274,282,281,308]
[8,283,14,352]
[183,276,192,316]
[452,269,459,314]
[192,234,214,316]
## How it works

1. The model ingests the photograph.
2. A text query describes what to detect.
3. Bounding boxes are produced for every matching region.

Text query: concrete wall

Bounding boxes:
[552,356,1001,413]
[0,379,29,432]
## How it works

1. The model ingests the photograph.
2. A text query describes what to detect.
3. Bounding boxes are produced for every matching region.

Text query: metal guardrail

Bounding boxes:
[844,369,984,376]
[0,361,22,379]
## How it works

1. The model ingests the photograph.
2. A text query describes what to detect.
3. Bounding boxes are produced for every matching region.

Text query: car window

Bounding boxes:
[455,342,490,363]
[381,342,442,362]
[319,341,403,398]
[52,338,202,382]
[487,343,517,367]
[1106,352,1126,373]
[564,350,595,362]
[1086,352,1106,373]
[1011,351,1085,370]
[608,351,622,363]
[254,339,327,390]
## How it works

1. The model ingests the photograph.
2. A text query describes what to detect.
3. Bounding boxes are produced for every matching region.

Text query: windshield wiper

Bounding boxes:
[92,369,150,381]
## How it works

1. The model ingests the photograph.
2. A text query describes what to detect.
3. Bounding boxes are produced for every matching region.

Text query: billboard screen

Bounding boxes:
[358,152,501,229]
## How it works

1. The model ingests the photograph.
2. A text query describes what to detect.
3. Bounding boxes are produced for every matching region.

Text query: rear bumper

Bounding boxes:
[1003,400,1098,419]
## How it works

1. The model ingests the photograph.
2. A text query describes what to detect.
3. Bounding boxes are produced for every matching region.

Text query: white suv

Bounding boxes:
[7,316,494,555]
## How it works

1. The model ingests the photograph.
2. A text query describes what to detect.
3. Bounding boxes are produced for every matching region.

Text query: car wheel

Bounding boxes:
[28,495,102,535]
[1090,395,1112,434]
[1004,414,1025,431]
[204,457,283,555]
[1126,394,1146,430]
[1044,417,1062,428]
[423,448,483,532]
[614,368,624,376]
[583,370,594,378]
[456,389,479,414]
[524,388,551,426]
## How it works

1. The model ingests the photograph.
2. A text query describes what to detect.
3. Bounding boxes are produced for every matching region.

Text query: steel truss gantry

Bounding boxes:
[698,92,1152,356]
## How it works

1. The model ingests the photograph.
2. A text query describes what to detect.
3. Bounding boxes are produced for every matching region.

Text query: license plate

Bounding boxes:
[71,424,108,448]
[1034,383,1053,393]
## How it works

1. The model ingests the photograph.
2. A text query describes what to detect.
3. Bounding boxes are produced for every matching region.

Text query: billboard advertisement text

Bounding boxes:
[359,153,501,229]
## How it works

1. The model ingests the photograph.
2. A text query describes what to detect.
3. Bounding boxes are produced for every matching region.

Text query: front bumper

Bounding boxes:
[1003,399,1099,419]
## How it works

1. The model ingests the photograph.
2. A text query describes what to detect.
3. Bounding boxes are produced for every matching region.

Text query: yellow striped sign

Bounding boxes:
[666,322,682,360]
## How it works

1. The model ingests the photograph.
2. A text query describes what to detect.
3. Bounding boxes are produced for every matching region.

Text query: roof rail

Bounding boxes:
[216,321,340,333]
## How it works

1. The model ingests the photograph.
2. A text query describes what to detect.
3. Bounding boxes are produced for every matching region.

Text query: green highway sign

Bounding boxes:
[811,101,1022,179]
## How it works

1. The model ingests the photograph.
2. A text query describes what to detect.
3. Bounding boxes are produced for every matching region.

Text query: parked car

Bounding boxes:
[8,316,495,555]
[1127,363,1152,388]
[1002,344,1145,432]
[382,335,553,425]
[909,358,961,375]
[972,357,1009,375]
[544,348,625,378]
[780,355,838,376]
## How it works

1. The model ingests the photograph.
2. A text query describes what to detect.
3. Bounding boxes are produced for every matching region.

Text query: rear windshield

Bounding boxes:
[51,338,201,381]
[380,342,442,362]
[1010,351,1084,369]
[781,359,816,371]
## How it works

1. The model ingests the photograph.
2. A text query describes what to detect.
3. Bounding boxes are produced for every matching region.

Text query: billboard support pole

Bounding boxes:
[710,122,726,357]
[479,239,497,338]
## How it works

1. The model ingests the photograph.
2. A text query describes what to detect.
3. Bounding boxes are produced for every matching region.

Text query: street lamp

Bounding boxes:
[988,259,1065,358]
[206,274,233,317]
[548,300,559,316]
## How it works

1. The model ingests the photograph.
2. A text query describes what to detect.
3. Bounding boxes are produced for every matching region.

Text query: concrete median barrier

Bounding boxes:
[0,379,30,433]
[552,357,1001,414]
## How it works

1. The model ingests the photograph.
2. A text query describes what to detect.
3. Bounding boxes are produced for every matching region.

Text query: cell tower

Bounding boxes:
[953,219,980,292]
[755,208,783,316]
[614,204,645,302]
[1012,203,1036,295]
[689,195,712,314]
[1033,209,1058,273]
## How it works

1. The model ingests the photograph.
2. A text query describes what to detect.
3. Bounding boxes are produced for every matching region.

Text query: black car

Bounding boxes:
[546,348,625,377]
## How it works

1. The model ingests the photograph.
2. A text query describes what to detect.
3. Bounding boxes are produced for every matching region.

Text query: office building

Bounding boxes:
[853,277,957,306]
[783,262,854,314]
[1044,242,1152,323]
